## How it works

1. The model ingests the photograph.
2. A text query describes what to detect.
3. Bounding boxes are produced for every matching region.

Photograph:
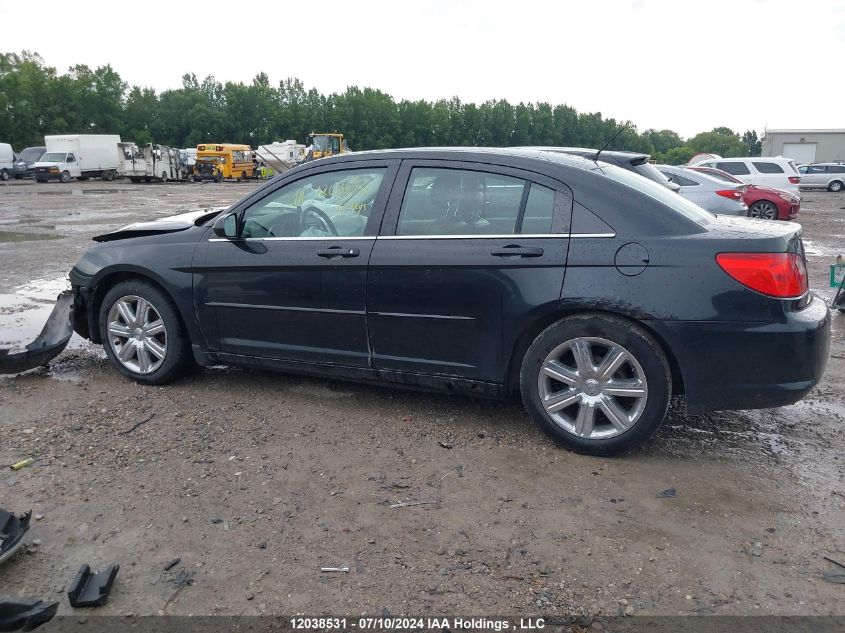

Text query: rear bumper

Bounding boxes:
[652,294,830,413]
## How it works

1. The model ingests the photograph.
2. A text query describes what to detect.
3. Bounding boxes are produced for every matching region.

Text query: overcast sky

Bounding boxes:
[2,0,844,139]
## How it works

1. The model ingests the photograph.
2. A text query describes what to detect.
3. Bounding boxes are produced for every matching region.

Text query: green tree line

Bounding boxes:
[0,51,762,163]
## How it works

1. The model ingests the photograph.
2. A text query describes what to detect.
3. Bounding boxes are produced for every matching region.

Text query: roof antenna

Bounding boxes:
[595,122,631,162]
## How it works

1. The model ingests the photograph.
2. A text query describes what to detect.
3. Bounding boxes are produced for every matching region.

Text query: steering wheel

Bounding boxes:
[300,205,338,236]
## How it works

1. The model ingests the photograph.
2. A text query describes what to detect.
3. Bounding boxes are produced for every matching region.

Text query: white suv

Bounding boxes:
[797,163,845,192]
[689,156,801,196]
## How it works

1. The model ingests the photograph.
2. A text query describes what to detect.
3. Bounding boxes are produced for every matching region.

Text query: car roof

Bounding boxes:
[315,146,607,172]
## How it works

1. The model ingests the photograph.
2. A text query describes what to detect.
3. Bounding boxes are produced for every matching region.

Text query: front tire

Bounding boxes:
[829,180,843,193]
[520,314,671,456]
[99,280,192,385]
[59,171,71,183]
[748,200,778,220]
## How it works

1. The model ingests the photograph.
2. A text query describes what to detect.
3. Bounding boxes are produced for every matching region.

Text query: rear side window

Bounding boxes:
[521,183,555,234]
[715,161,750,176]
[807,165,828,174]
[830,165,845,174]
[752,161,784,174]
[397,168,528,236]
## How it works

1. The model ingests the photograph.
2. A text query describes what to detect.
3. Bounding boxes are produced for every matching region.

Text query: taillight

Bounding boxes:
[716,189,744,200]
[716,252,808,298]
[788,176,800,184]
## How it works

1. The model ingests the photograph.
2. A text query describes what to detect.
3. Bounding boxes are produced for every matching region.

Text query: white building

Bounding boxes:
[762,129,845,164]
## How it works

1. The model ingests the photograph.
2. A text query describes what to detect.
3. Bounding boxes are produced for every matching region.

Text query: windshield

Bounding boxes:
[19,148,45,162]
[39,152,66,162]
[594,163,714,225]
[313,136,331,152]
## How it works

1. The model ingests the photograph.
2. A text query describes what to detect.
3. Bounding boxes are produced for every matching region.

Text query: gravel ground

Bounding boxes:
[0,179,843,620]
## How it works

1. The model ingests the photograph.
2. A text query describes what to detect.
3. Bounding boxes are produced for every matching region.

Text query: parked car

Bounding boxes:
[797,163,845,192]
[657,165,747,215]
[0,143,14,181]
[64,148,829,456]
[517,147,681,192]
[689,156,801,197]
[688,165,800,220]
[12,146,46,179]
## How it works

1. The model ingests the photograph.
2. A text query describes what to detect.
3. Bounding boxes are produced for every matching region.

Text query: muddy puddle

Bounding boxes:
[0,275,88,354]
[0,230,63,243]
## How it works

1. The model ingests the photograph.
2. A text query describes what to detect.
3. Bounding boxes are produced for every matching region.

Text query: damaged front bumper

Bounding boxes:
[0,291,73,374]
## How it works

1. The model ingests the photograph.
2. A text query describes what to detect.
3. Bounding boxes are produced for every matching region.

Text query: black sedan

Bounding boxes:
[63,148,829,455]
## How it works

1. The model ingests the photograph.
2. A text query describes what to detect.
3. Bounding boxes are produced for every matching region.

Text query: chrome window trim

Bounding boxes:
[209,232,616,243]
[375,233,616,240]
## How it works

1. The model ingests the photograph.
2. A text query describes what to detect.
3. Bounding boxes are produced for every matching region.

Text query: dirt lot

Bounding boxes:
[0,179,843,620]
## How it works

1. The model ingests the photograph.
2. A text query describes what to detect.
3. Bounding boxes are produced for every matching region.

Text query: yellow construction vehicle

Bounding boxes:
[306,133,349,161]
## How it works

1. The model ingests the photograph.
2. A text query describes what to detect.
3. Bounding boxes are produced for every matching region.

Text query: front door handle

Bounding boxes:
[491,244,544,257]
[317,246,360,258]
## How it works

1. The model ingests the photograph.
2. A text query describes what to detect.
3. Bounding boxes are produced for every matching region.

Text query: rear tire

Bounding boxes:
[520,313,671,456]
[160,172,168,183]
[748,200,778,220]
[829,180,843,193]
[99,280,192,385]
[0,169,9,181]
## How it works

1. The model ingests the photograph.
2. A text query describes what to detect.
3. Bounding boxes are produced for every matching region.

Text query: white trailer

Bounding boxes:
[256,140,306,173]
[118,143,185,182]
[34,134,121,182]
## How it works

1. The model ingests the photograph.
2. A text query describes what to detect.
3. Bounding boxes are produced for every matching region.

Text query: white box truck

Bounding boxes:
[118,142,185,182]
[0,143,15,181]
[33,134,121,183]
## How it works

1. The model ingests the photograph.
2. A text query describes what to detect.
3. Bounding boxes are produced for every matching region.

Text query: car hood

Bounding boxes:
[93,208,225,242]
[32,161,61,168]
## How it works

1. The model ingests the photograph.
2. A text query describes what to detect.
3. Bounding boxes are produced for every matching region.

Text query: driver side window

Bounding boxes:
[242,168,386,238]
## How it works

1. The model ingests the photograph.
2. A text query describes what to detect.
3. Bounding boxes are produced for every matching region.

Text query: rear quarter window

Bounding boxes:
[751,161,784,174]
[829,165,845,174]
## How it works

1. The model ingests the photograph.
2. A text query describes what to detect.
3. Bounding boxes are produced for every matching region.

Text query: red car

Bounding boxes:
[688,165,800,221]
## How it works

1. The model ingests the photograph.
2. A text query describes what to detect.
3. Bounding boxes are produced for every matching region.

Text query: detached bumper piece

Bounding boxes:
[0,597,58,632]
[0,291,73,375]
[0,510,31,566]
[67,563,119,608]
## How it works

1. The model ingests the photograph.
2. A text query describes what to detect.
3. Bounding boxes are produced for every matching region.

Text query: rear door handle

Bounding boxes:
[490,244,544,257]
[317,246,360,258]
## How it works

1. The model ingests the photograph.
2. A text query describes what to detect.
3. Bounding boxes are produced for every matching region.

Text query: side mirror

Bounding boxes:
[213,212,239,238]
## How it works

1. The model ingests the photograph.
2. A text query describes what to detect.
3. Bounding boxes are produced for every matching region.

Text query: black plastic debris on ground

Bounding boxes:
[67,564,119,608]
[167,569,196,589]
[0,596,58,632]
[0,509,31,566]
[657,488,677,498]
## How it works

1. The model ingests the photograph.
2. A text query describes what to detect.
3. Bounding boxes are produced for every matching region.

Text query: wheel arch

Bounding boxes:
[87,269,191,345]
[505,308,685,397]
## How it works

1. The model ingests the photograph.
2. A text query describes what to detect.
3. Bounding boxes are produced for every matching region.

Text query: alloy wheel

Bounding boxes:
[107,295,168,374]
[537,337,648,439]
[750,201,777,220]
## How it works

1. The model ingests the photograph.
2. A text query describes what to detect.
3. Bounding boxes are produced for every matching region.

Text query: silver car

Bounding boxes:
[657,165,748,215]
[797,163,845,192]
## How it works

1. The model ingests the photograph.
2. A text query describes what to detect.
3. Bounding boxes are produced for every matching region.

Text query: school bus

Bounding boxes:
[195,143,254,181]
